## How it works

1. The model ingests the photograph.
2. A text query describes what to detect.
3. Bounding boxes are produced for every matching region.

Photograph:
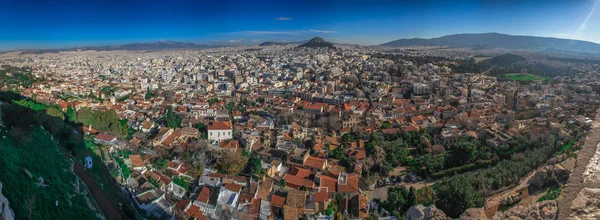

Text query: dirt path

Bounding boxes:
[59,147,126,220]
[485,169,537,208]
[557,110,600,219]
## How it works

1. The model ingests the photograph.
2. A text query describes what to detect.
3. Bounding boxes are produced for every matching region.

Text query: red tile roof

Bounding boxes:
[283,166,315,190]
[316,174,337,193]
[129,155,144,168]
[249,198,261,218]
[196,187,211,203]
[208,121,232,130]
[271,194,286,208]
[185,204,208,220]
[167,161,180,169]
[95,133,116,142]
[304,156,326,170]
[337,174,360,193]
[315,191,329,203]
[348,148,366,160]
[223,183,242,192]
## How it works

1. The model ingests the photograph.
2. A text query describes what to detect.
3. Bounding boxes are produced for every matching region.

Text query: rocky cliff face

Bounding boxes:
[528,165,569,187]
[403,205,449,220]
[568,188,600,219]
[557,111,600,219]
[459,208,487,220]
[0,181,15,220]
[492,201,558,220]
[403,200,558,220]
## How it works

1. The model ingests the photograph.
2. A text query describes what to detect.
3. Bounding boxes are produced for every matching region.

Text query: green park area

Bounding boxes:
[503,73,552,82]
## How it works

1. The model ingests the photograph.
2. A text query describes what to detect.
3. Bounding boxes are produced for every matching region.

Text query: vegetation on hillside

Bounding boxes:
[0,65,44,89]
[537,188,561,202]
[74,108,129,137]
[0,125,100,219]
[0,91,136,219]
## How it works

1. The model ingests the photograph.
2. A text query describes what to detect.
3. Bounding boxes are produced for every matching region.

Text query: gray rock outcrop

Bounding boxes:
[460,208,487,220]
[528,165,569,187]
[492,200,558,220]
[404,205,449,220]
[568,187,600,219]
[0,181,15,220]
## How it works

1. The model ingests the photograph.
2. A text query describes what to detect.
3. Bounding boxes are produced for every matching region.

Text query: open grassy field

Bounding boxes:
[503,73,552,82]
[474,56,492,62]
[0,128,101,219]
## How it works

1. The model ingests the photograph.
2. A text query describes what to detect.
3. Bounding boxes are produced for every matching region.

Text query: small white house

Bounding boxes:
[208,121,233,142]
[85,156,93,169]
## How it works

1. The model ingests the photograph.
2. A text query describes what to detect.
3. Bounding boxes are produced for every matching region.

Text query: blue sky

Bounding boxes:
[0,0,599,50]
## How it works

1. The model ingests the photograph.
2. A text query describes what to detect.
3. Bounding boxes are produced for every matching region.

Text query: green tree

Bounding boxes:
[381,139,409,167]
[207,98,219,106]
[172,176,189,191]
[145,88,152,100]
[166,106,181,128]
[416,185,435,206]
[435,175,484,218]
[248,156,263,176]
[407,186,417,207]
[416,154,445,173]
[216,151,248,175]
[380,121,392,129]
[195,123,208,139]
[66,106,75,121]
[155,159,168,171]
[385,186,411,217]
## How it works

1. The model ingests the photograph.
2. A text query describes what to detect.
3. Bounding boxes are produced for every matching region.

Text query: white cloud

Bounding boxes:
[228,39,244,43]
[275,17,293,21]
[554,33,570,38]
[309,29,337,34]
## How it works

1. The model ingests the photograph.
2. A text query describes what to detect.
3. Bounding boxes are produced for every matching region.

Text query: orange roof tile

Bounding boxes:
[337,174,360,193]
[196,187,211,203]
[271,194,286,208]
[283,166,315,190]
[304,156,326,170]
[185,204,208,220]
[223,183,242,192]
[315,191,329,202]
[208,121,232,130]
[129,155,144,168]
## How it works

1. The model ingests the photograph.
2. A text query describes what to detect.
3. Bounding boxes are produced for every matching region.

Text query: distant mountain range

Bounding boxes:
[17,41,221,54]
[258,41,288,46]
[7,33,599,54]
[259,37,358,47]
[380,33,600,53]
